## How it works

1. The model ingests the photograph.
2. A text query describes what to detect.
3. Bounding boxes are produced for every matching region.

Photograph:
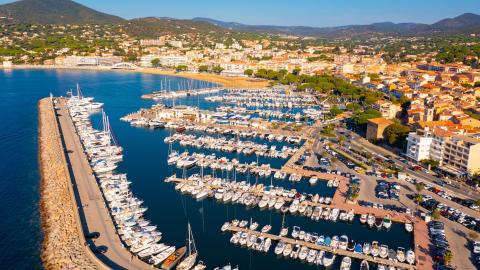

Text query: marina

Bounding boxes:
[13,69,427,270]
[222,223,417,270]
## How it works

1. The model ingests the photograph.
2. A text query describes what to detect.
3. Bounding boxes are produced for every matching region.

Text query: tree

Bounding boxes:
[384,123,410,145]
[414,194,423,204]
[151,58,160,67]
[175,65,188,72]
[198,65,209,72]
[244,69,253,76]
[292,68,301,76]
[415,182,425,193]
[431,209,441,220]
[212,65,224,74]
[329,106,343,117]
[443,250,453,265]
[352,109,381,126]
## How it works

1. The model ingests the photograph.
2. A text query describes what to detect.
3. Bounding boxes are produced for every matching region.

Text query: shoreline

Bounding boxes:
[2,64,269,88]
[38,97,105,269]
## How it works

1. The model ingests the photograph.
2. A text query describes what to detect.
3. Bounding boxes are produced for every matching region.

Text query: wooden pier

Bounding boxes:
[224,225,417,270]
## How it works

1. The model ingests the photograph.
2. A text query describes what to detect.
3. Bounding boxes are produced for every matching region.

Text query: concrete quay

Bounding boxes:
[46,97,153,270]
[38,97,105,270]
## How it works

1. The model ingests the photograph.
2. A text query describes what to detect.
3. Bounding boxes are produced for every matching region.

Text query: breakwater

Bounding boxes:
[38,97,103,270]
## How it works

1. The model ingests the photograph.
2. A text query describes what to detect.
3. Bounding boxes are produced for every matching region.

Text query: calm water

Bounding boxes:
[0,69,413,270]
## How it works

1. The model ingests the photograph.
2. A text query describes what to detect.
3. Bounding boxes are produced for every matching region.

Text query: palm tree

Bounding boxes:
[443,250,453,265]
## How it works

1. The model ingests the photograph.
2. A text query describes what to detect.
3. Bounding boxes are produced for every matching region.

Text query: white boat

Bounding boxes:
[306,249,318,263]
[371,241,379,257]
[149,246,176,266]
[340,256,352,270]
[322,252,335,267]
[405,221,413,232]
[274,241,285,255]
[380,244,389,258]
[177,223,198,270]
[406,249,416,264]
[360,260,369,270]
[309,177,318,185]
[396,247,406,262]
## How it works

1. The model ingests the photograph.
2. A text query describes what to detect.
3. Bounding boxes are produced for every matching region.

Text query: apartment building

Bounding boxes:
[372,100,401,119]
[405,129,434,161]
[406,128,480,175]
[442,135,480,174]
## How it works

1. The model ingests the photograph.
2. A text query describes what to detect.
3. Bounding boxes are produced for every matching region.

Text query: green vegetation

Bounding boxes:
[431,209,441,220]
[329,106,343,117]
[415,182,425,193]
[443,250,453,265]
[211,65,224,74]
[175,65,188,71]
[198,65,209,72]
[307,54,333,62]
[244,69,253,76]
[151,58,160,67]
[384,122,410,145]
[352,108,382,126]
[421,159,440,169]
[321,124,336,137]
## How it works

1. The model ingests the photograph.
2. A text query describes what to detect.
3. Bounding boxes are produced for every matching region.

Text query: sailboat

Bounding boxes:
[177,223,198,270]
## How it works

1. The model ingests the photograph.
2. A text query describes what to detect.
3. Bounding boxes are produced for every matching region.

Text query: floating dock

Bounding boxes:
[224,225,417,270]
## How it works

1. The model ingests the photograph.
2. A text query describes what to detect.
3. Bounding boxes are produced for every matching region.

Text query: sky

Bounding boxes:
[1,0,480,27]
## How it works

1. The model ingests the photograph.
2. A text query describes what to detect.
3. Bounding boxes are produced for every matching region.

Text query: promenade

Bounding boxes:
[54,98,152,270]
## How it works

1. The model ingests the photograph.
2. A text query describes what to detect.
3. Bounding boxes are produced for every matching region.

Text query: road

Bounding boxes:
[56,98,152,270]
[341,128,480,200]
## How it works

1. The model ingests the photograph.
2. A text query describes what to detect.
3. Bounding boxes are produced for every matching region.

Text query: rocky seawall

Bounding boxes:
[38,97,100,270]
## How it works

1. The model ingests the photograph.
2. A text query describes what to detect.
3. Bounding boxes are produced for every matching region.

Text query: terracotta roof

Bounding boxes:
[367,117,394,125]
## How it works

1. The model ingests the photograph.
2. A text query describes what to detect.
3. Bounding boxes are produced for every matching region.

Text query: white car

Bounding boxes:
[473,241,480,254]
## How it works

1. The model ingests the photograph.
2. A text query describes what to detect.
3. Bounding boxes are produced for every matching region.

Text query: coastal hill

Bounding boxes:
[0,0,479,38]
[0,0,124,24]
[194,13,480,37]
[125,17,226,38]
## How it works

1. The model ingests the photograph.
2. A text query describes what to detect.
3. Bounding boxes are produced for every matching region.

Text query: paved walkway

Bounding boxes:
[56,98,152,270]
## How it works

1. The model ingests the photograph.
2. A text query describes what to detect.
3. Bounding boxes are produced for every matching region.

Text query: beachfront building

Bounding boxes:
[405,129,434,161]
[63,56,122,67]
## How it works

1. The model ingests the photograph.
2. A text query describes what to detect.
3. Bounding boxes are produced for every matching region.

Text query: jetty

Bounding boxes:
[223,225,417,270]
[141,86,224,100]
[49,97,153,270]
[39,97,106,269]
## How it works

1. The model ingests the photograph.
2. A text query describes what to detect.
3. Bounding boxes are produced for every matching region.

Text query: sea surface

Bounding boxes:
[0,69,413,270]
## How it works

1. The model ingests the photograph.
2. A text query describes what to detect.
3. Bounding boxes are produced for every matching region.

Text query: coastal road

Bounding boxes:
[56,99,152,270]
[339,127,480,200]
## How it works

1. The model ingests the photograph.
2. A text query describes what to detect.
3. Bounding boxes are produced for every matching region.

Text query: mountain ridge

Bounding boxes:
[0,0,124,24]
[193,13,480,37]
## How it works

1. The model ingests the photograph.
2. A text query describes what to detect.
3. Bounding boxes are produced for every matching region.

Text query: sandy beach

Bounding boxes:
[3,65,270,88]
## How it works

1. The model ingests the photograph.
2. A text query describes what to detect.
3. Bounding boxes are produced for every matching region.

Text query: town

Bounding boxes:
[1,1,480,270]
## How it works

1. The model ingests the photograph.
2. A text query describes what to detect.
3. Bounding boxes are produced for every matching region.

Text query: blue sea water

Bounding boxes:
[0,69,413,270]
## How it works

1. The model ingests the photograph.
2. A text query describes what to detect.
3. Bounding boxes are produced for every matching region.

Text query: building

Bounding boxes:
[442,135,480,175]
[405,129,434,161]
[2,60,12,68]
[140,37,165,46]
[159,55,187,67]
[139,55,159,67]
[168,40,183,48]
[63,56,122,67]
[372,100,401,119]
[366,117,393,141]
[405,128,480,175]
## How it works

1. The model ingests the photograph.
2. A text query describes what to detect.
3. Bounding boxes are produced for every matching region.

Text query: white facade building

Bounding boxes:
[405,131,433,161]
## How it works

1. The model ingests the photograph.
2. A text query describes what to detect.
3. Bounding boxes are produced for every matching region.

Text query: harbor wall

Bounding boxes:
[38,97,107,270]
